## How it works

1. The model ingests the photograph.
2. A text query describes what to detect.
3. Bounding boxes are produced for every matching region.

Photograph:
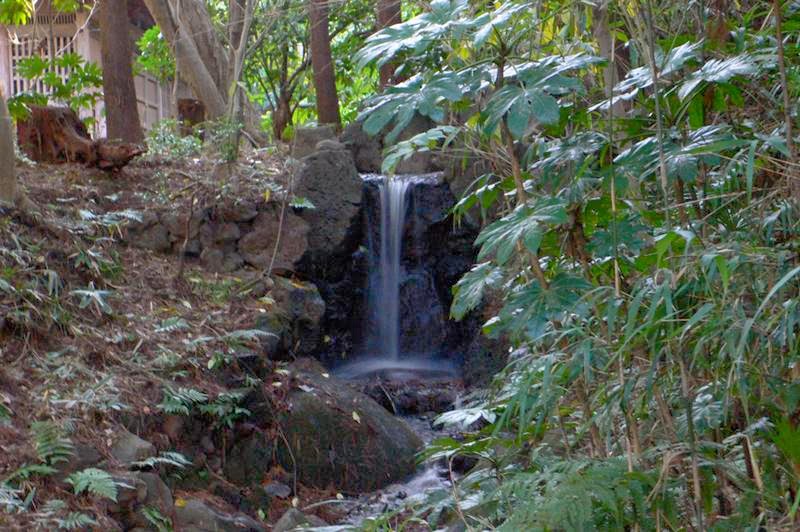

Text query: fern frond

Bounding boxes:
[157,387,208,415]
[58,512,98,530]
[132,451,192,470]
[30,421,74,465]
[5,463,58,482]
[0,483,24,511]
[141,506,173,532]
[155,317,190,334]
[65,468,128,502]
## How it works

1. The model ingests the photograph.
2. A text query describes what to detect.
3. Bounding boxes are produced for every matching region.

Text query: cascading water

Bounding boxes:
[334,173,459,380]
[376,177,411,361]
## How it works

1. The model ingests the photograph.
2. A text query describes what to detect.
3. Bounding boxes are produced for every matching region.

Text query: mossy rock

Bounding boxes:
[278,359,422,492]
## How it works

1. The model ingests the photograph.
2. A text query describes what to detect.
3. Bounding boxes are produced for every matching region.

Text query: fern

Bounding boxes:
[58,512,98,530]
[0,484,24,512]
[141,506,173,532]
[132,451,192,470]
[33,499,98,530]
[155,317,190,334]
[65,468,127,502]
[5,463,58,482]
[30,421,74,465]
[157,387,208,415]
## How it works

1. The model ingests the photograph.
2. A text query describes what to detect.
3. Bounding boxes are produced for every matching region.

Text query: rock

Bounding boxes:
[278,359,422,492]
[273,508,327,532]
[263,482,291,499]
[238,206,309,271]
[316,138,345,151]
[398,268,447,355]
[363,380,459,415]
[110,429,156,465]
[201,248,244,273]
[161,210,204,241]
[217,199,259,223]
[462,289,511,387]
[340,114,441,175]
[109,472,173,530]
[223,433,274,487]
[174,498,265,532]
[291,125,337,159]
[200,222,241,247]
[394,114,440,174]
[255,277,325,358]
[293,145,362,264]
[341,121,382,173]
[136,473,174,526]
[54,443,102,479]
[109,472,147,514]
[127,211,171,252]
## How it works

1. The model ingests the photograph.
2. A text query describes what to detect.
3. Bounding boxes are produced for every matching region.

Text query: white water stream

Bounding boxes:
[376,177,411,361]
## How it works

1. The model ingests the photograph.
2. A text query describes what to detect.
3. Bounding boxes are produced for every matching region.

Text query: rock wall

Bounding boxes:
[126,198,310,275]
[126,136,503,381]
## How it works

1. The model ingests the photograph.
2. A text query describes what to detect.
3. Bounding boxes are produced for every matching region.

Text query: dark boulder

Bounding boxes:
[294,142,363,269]
[238,206,309,271]
[278,359,422,492]
[255,277,325,358]
[174,497,265,532]
[291,125,337,159]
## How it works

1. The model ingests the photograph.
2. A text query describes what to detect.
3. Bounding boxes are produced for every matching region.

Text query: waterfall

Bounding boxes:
[334,173,462,380]
[376,177,411,360]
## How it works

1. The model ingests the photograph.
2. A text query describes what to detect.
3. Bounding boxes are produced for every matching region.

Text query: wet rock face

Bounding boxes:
[351,177,480,362]
[255,277,325,359]
[278,359,422,492]
[341,115,443,174]
[294,142,363,272]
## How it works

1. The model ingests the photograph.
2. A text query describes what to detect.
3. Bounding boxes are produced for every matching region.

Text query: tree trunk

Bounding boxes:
[17,106,144,171]
[142,0,266,143]
[100,0,145,143]
[592,2,624,117]
[272,90,291,140]
[376,0,401,87]
[308,0,340,127]
[0,86,16,206]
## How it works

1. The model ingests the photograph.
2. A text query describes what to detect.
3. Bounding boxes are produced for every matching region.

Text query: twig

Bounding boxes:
[773,0,798,197]
[174,192,198,285]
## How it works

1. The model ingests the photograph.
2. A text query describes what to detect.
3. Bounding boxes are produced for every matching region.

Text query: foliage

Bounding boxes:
[65,468,126,502]
[357,0,800,529]
[146,119,203,160]
[30,421,74,466]
[33,500,98,531]
[157,386,250,429]
[132,451,192,471]
[136,27,175,83]
[7,53,103,123]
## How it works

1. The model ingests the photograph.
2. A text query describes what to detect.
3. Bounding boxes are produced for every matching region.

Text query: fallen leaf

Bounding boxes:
[352,411,361,424]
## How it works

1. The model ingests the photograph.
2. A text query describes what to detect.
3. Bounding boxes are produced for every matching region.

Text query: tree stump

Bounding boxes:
[16,105,144,171]
[177,98,205,137]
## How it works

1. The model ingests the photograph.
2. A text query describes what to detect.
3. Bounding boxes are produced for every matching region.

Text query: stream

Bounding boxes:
[338,415,454,527]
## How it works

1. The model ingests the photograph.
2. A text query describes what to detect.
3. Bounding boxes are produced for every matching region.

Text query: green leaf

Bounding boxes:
[476,198,568,265]
[0,0,33,25]
[66,468,125,502]
[677,54,759,100]
[451,262,503,320]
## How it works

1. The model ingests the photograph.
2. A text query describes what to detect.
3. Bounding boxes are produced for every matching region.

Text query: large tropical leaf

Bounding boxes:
[476,198,568,265]
[451,262,504,320]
